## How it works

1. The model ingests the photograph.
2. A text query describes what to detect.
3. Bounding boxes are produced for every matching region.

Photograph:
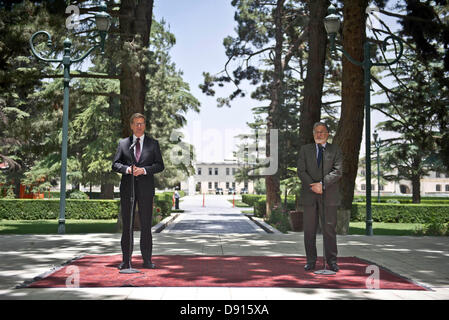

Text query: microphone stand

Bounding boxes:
[120,140,142,274]
[314,145,336,275]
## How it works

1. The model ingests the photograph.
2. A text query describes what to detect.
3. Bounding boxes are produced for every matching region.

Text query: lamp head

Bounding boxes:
[324,5,341,35]
[95,2,111,32]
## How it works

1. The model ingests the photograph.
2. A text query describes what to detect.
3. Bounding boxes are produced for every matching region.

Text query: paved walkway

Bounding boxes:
[0,194,448,300]
[163,195,264,234]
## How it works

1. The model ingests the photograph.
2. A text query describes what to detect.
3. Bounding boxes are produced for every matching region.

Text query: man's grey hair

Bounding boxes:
[129,112,146,124]
[313,122,329,132]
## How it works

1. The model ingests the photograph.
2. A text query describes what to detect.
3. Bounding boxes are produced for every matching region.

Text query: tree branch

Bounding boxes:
[39,72,120,80]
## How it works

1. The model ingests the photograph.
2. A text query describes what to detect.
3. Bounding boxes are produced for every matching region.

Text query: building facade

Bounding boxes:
[355,169,449,196]
[180,162,254,195]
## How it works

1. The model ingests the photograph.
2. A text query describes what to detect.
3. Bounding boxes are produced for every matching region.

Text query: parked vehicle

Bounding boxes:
[240,187,248,194]
[215,187,223,195]
[228,188,235,195]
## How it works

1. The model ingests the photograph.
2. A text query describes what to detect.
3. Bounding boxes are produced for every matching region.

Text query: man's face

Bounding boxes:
[313,125,329,145]
[131,117,146,137]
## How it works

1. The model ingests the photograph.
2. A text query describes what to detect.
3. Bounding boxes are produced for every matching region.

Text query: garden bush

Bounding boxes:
[351,203,449,223]
[0,199,120,220]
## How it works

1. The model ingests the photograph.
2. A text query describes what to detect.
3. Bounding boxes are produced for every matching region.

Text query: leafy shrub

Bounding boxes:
[351,203,449,223]
[0,199,119,220]
[67,190,89,199]
[266,207,291,233]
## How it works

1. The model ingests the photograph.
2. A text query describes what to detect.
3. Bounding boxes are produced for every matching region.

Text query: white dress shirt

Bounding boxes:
[126,135,146,175]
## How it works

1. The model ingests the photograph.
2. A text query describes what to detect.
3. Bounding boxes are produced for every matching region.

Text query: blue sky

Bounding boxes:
[153,0,257,162]
[152,1,401,161]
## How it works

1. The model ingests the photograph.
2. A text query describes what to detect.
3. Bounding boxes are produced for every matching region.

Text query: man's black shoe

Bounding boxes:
[304,262,316,271]
[142,261,156,269]
[328,263,339,272]
[118,262,130,270]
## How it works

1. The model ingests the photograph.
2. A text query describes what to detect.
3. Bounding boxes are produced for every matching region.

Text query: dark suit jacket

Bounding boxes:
[112,135,164,197]
[297,142,343,206]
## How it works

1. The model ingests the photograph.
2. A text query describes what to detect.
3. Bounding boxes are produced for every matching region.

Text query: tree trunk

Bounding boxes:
[333,0,368,210]
[100,183,114,199]
[119,0,154,137]
[411,174,421,204]
[298,0,328,148]
[265,0,284,218]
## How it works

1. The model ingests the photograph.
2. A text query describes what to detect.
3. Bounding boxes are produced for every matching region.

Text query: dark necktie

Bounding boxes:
[317,144,323,167]
[135,137,141,162]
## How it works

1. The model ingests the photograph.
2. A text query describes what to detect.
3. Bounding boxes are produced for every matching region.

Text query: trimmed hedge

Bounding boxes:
[351,203,449,224]
[0,199,120,220]
[244,196,449,224]
[353,195,449,204]
[154,193,173,218]
[0,194,174,220]
[241,194,265,207]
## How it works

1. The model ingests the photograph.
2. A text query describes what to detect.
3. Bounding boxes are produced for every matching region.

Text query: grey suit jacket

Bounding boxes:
[297,142,343,206]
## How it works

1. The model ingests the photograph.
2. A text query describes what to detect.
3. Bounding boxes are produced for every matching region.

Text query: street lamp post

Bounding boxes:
[373,130,381,203]
[30,3,111,234]
[324,4,403,236]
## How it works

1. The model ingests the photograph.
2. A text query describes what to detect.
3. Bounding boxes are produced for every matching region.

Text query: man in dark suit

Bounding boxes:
[297,122,343,272]
[112,113,164,270]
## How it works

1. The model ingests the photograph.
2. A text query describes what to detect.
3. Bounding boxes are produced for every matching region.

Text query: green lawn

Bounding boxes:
[0,219,432,236]
[349,222,425,236]
[0,219,118,234]
[227,199,250,207]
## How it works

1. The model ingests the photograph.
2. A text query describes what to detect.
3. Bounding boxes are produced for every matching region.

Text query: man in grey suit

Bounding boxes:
[297,122,343,272]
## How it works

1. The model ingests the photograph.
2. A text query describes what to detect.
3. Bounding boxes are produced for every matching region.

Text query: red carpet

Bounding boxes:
[27,255,426,290]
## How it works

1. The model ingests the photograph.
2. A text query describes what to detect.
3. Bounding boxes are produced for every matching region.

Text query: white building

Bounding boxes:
[180,162,254,195]
[355,169,449,196]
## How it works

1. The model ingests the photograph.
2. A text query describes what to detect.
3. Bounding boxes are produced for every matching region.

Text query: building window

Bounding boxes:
[208,182,212,189]
[436,184,441,192]
[208,168,212,175]
[360,170,365,176]
[244,181,248,188]
[445,185,449,192]
[226,182,229,189]
[361,184,366,191]
[232,168,236,175]
[214,182,218,189]
[232,182,236,188]
[215,168,218,175]
[436,172,441,178]
[379,185,384,191]
[197,168,202,175]
[226,168,230,175]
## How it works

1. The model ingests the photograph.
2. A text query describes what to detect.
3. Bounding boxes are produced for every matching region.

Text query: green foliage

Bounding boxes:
[67,190,89,199]
[0,6,200,196]
[0,199,119,220]
[266,207,291,233]
[241,194,265,207]
[353,196,449,204]
[154,192,174,218]
[351,203,449,224]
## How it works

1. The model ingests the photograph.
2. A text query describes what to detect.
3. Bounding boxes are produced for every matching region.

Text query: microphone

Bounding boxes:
[129,140,137,151]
